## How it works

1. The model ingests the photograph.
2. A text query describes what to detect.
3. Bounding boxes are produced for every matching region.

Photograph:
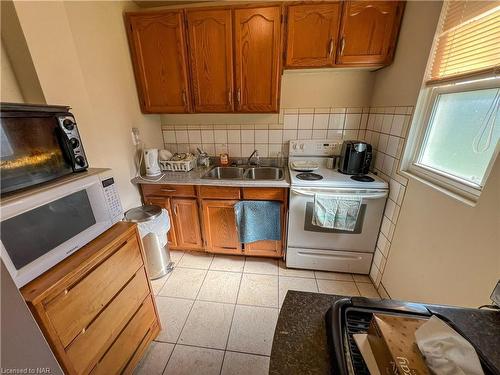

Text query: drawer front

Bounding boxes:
[199,186,241,199]
[91,296,156,375]
[142,184,195,197]
[66,268,150,374]
[45,235,143,348]
[242,187,286,201]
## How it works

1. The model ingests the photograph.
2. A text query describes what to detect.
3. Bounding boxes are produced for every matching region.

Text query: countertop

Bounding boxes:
[270,291,500,375]
[131,165,291,188]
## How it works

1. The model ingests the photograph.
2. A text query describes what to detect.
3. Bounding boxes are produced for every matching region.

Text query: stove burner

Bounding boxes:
[296,172,323,181]
[350,175,375,182]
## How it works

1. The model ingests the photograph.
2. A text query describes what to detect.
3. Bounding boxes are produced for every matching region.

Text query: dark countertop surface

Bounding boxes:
[270,291,500,375]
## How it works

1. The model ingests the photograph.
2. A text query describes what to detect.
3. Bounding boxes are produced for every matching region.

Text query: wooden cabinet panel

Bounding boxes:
[66,269,149,374]
[141,184,196,197]
[45,235,142,348]
[127,11,191,113]
[171,198,203,249]
[91,297,157,375]
[285,3,341,67]
[337,1,404,66]
[144,196,177,248]
[234,6,282,113]
[187,9,234,112]
[242,187,286,201]
[198,186,241,199]
[202,200,241,254]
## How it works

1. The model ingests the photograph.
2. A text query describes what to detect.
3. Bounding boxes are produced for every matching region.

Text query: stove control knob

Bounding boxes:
[299,143,304,150]
[292,143,297,150]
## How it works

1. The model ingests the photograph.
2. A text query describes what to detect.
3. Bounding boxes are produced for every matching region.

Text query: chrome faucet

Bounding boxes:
[247,149,260,166]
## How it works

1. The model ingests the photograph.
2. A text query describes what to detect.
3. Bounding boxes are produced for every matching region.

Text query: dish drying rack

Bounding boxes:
[159,153,197,172]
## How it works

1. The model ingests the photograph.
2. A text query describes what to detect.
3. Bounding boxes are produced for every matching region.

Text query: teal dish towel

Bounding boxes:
[234,201,281,243]
[312,194,362,231]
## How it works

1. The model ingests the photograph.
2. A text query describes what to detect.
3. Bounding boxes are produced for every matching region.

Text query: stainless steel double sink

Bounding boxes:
[202,166,284,181]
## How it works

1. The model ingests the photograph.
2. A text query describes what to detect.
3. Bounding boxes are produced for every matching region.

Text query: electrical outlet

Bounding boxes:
[131,127,141,146]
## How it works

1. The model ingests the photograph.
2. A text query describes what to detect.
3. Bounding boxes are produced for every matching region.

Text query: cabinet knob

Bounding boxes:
[236,88,241,105]
[328,38,334,57]
[228,90,232,105]
[340,37,345,56]
[181,90,187,106]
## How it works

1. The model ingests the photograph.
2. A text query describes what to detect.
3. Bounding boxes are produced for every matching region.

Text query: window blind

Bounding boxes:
[426,1,500,85]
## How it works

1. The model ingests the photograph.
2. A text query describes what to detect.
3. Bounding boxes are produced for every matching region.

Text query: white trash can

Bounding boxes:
[125,205,173,279]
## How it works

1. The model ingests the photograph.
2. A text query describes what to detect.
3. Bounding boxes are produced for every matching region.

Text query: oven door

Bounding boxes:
[287,187,387,252]
[0,174,113,287]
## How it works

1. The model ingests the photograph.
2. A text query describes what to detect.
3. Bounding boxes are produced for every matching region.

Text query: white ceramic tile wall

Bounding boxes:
[362,106,414,292]
[161,107,369,157]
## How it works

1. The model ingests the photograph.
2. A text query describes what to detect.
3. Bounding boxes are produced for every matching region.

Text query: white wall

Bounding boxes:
[369,0,500,307]
[0,43,24,102]
[9,0,163,210]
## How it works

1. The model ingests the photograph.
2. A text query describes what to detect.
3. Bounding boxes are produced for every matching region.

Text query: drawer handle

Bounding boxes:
[161,188,176,192]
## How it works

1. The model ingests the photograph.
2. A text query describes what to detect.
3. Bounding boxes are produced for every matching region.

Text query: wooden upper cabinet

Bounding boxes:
[285,3,342,68]
[234,6,282,113]
[186,9,234,112]
[202,200,241,254]
[126,11,191,113]
[337,1,405,66]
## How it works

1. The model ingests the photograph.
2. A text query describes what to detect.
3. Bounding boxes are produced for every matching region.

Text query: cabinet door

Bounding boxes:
[285,3,341,68]
[202,200,241,254]
[144,197,177,248]
[186,9,234,112]
[243,203,284,257]
[127,11,191,113]
[234,6,282,113]
[171,198,203,250]
[337,1,404,66]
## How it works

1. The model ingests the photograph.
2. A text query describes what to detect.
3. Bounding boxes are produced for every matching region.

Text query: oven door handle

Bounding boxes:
[290,188,388,200]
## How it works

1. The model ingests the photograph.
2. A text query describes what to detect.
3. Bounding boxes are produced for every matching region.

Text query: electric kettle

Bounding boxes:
[144,148,161,176]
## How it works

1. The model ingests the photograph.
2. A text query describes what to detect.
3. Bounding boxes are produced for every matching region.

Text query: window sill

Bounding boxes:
[400,169,479,207]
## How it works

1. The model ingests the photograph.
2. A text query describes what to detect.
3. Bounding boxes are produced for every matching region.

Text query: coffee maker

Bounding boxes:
[338,141,372,175]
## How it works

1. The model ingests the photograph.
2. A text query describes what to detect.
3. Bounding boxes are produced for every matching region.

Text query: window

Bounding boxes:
[404,1,500,202]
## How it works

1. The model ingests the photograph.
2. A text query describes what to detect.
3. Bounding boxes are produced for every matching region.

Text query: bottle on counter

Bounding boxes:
[220,153,229,166]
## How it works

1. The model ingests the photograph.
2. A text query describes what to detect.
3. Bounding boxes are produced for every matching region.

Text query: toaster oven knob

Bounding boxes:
[63,118,75,130]
[75,156,86,167]
[69,138,80,149]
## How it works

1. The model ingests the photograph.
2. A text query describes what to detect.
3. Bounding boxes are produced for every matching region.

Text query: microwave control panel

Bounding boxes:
[101,177,123,223]
[57,115,89,171]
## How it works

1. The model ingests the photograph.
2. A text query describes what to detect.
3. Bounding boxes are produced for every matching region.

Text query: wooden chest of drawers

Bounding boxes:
[21,222,161,375]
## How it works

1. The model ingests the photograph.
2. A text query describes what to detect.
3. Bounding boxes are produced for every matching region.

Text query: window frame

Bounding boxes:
[402,76,500,203]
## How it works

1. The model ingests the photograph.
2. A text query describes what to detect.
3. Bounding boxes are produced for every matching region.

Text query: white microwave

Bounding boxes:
[0,169,123,287]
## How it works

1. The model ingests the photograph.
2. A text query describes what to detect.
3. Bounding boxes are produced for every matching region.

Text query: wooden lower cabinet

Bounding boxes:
[141,184,288,257]
[20,222,161,375]
[202,200,241,254]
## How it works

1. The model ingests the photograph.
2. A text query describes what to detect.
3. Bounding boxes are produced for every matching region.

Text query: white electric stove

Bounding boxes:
[286,140,389,274]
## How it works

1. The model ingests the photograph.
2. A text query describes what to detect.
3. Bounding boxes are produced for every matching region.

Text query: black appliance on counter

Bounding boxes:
[338,141,372,175]
[326,297,499,375]
[0,103,88,195]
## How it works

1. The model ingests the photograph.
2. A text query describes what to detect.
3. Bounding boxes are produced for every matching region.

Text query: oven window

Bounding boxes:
[1,190,96,269]
[304,202,366,234]
[0,116,73,194]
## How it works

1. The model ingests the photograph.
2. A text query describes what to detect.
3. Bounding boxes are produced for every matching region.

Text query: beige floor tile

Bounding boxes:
[278,276,318,307]
[170,250,184,263]
[210,255,245,272]
[237,274,278,307]
[159,268,207,299]
[164,345,224,375]
[178,301,234,349]
[352,274,372,283]
[177,251,213,269]
[221,352,270,375]
[227,305,279,356]
[198,271,242,303]
[314,271,354,281]
[150,273,170,295]
[317,279,360,296]
[243,257,279,275]
[278,261,315,278]
[357,282,381,298]
[134,341,173,375]
[155,296,193,343]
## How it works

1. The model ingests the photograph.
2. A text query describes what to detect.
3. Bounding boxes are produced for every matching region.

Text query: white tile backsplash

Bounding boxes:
[254,129,268,143]
[268,129,283,143]
[201,130,215,143]
[188,130,201,143]
[214,130,227,143]
[313,113,329,129]
[298,114,314,129]
[297,129,312,139]
[176,130,188,143]
[345,114,361,130]
[240,129,254,143]
[284,114,298,129]
[227,130,241,143]
[328,113,345,130]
